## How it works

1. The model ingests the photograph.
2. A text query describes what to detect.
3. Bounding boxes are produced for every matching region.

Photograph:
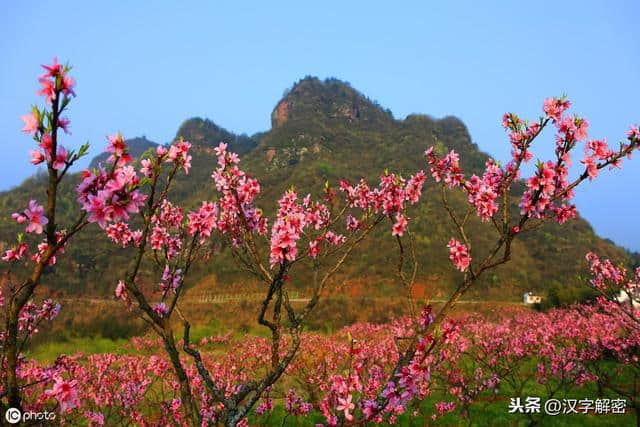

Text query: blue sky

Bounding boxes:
[1,1,639,250]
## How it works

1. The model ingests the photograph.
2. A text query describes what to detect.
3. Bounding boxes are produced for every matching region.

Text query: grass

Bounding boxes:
[26,317,272,363]
[27,335,132,363]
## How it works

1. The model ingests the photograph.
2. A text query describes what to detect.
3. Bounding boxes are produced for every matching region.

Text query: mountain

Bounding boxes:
[175,117,259,155]
[0,77,630,302]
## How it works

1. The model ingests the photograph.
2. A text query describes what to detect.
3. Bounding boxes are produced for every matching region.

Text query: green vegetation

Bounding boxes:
[27,335,131,363]
[0,77,632,305]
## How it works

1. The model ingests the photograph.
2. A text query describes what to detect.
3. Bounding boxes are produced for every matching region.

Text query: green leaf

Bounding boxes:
[77,142,90,158]
[60,96,71,111]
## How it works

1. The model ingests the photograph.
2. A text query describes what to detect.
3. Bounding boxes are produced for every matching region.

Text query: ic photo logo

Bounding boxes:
[4,408,21,424]
[4,407,56,424]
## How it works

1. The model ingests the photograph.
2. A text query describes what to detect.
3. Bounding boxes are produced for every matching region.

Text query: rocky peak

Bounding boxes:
[271,76,393,129]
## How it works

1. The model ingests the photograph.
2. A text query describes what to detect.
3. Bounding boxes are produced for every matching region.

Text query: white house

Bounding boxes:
[523,292,543,305]
[616,289,640,308]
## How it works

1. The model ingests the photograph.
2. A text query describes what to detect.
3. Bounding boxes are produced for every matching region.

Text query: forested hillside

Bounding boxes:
[0,77,629,300]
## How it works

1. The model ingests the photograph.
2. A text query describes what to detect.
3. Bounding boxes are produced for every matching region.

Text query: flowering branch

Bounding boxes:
[1,58,89,415]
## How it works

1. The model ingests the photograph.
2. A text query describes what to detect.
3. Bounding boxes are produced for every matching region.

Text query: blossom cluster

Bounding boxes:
[447,238,471,272]
[427,97,639,227]
[424,97,640,273]
[338,169,426,238]
[211,142,267,241]
[6,213,69,267]
[585,252,640,310]
[186,201,219,241]
[105,221,142,248]
[11,200,48,234]
[270,190,336,266]
[150,200,184,257]
[285,388,313,416]
[584,253,640,368]
[159,264,182,295]
[76,146,146,228]
[3,59,89,273]
[21,57,76,168]
[16,299,61,335]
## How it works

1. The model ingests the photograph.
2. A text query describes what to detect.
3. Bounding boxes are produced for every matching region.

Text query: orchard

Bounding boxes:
[1,60,639,426]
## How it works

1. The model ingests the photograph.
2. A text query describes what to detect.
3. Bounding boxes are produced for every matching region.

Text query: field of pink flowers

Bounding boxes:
[8,303,640,426]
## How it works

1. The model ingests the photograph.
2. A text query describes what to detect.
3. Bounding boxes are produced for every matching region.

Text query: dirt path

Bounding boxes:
[58,297,523,305]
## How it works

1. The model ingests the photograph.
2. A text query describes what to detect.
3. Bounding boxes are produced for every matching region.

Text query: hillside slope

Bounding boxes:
[0,77,629,300]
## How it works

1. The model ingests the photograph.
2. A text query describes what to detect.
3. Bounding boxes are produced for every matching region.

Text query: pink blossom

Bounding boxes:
[553,204,577,224]
[61,74,76,98]
[336,394,355,421]
[557,115,589,143]
[325,231,346,246]
[270,190,305,266]
[392,213,408,237]
[23,200,48,234]
[285,389,313,416]
[447,238,471,272]
[21,111,39,135]
[404,170,426,204]
[30,149,45,165]
[40,57,63,78]
[159,265,182,294]
[543,97,571,123]
[464,161,502,222]
[153,302,168,318]
[140,158,153,177]
[45,376,80,413]
[586,139,613,161]
[85,412,105,426]
[2,243,28,262]
[85,194,109,228]
[214,142,227,156]
[106,133,130,164]
[59,116,71,134]
[346,214,360,232]
[39,133,53,157]
[37,78,56,104]
[77,158,146,228]
[106,222,134,247]
[52,146,68,170]
[115,280,128,302]
[11,212,26,224]
[425,148,464,188]
[156,145,168,158]
[308,239,321,258]
[187,201,218,240]
[167,140,192,174]
[31,241,56,266]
